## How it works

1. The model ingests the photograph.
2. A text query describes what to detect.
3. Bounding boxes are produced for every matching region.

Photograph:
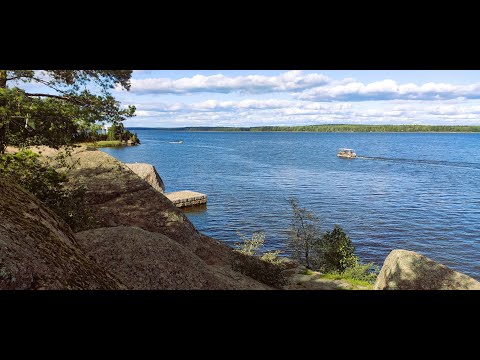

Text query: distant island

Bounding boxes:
[129,125,480,132]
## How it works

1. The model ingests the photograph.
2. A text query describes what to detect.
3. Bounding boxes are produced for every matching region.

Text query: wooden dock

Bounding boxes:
[165,190,207,208]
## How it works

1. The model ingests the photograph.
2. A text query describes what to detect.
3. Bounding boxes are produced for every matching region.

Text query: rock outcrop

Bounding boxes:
[66,148,230,265]
[374,249,480,290]
[76,226,264,289]
[65,147,269,289]
[0,178,125,290]
[125,163,165,193]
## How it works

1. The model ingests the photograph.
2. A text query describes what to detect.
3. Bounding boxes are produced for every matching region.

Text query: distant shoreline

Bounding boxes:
[127,124,480,133]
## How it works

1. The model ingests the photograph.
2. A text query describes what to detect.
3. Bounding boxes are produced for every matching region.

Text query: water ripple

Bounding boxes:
[102,131,480,280]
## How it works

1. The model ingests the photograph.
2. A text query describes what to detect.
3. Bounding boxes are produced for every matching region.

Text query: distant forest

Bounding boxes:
[131,125,480,132]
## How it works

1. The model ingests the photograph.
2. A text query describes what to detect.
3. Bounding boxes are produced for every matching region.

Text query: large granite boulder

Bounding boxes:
[76,226,266,289]
[0,178,124,290]
[374,250,480,290]
[125,163,165,193]
[65,147,270,289]
[65,148,228,265]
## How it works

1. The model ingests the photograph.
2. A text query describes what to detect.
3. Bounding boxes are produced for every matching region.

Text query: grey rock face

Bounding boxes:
[374,249,480,290]
[125,163,165,193]
[0,178,125,290]
[76,226,252,289]
[66,148,270,289]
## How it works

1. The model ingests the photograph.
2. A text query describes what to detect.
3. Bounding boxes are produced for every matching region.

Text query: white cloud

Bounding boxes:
[124,98,480,127]
[297,79,480,101]
[125,72,480,103]
[125,99,352,114]
[118,71,480,126]
[126,71,331,94]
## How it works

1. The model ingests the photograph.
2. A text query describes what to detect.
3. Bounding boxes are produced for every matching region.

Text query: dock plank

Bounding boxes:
[165,190,207,208]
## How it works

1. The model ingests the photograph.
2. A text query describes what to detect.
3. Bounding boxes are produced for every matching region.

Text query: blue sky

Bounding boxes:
[113,70,480,127]
[18,70,480,127]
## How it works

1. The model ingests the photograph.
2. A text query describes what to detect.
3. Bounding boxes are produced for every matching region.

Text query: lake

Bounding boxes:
[102,130,480,280]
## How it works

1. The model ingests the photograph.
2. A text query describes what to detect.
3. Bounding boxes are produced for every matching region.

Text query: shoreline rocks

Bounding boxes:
[374,249,480,290]
[125,163,165,193]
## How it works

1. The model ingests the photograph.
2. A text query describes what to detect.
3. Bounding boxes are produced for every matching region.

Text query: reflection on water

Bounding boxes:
[102,131,480,280]
[181,204,208,214]
[358,156,480,170]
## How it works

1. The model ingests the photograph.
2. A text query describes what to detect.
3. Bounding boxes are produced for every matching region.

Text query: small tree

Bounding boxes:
[107,124,122,141]
[288,198,322,269]
[235,231,266,255]
[131,132,138,144]
[316,225,357,272]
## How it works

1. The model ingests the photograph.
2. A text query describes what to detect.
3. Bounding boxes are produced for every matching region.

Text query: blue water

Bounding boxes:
[102,131,480,280]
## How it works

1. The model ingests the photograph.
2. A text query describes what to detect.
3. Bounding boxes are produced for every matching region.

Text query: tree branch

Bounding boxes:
[24,93,86,106]
[6,76,26,81]
[24,93,70,100]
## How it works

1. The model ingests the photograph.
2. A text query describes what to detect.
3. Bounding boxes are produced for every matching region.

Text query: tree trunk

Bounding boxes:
[0,70,6,88]
[305,240,310,269]
[0,70,7,153]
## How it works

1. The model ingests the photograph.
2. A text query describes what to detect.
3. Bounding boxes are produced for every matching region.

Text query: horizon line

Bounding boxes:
[125,124,480,129]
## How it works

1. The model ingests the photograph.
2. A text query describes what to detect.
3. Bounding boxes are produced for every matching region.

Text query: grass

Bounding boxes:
[77,140,123,148]
[320,273,374,289]
[301,268,315,276]
[298,267,374,289]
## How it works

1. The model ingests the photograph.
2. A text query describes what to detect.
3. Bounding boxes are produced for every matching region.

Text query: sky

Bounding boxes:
[20,70,480,127]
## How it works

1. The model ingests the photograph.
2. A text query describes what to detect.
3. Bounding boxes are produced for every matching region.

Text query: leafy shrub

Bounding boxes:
[260,250,283,265]
[232,232,287,288]
[235,231,266,256]
[0,149,96,232]
[315,225,357,273]
[341,262,379,284]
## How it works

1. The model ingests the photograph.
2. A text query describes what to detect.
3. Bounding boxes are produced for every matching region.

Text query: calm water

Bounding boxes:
[102,131,480,280]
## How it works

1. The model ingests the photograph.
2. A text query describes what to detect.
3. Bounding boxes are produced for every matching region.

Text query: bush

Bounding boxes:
[315,225,357,273]
[260,250,283,265]
[342,262,379,284]
[235,231,266,256]
[0,149,96,232]
[231,231,287,288]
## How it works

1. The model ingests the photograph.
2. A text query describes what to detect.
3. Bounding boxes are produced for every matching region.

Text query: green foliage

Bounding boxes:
[104,123,140,144]
[0,150,96,232]
[248,124,480,132]
[235,231,266,255]
[232,231,287,288]
[341,262,379,284]
[260,250,283,265]
[130,132,140,144]
[0,150,67,199]
[107,124,124,141]
[89,140,123,148]
[76,123,103,143]
[287,198,379,284]
[320,262,379,288]
[316,225,357,273]
[319,273,374,288]
[0,70,135,152]
[288,198,322,269]
[159,125,480,133]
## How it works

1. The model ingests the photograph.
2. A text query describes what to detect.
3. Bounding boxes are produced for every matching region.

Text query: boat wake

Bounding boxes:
[357,156,480,170]
[142,140,184,144]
